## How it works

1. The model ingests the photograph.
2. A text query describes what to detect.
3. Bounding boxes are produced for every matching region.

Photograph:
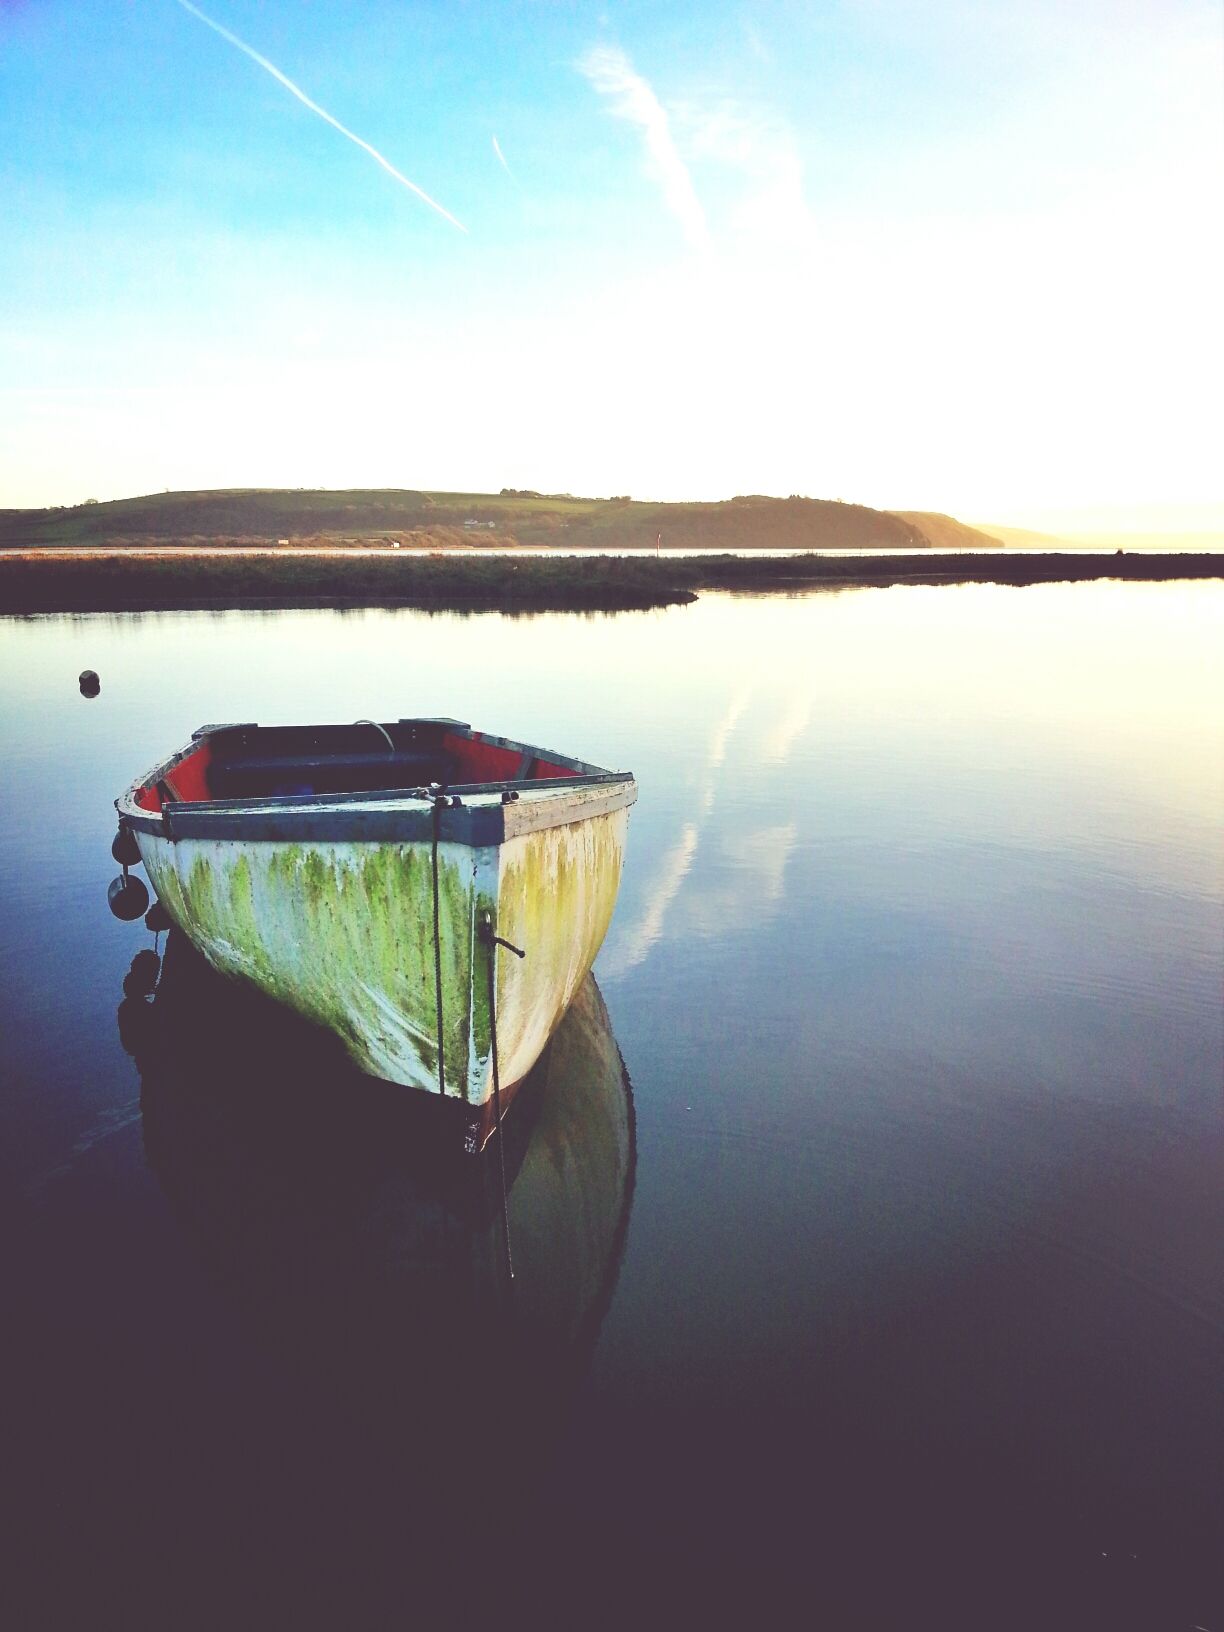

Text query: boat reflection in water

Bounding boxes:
[117,930,635,1528]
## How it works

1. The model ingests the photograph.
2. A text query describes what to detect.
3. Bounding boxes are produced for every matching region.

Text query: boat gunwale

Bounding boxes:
[115,721,637,846]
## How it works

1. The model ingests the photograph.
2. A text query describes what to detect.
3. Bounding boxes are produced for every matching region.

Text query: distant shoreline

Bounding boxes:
[6,487,1219,559]
[1,549,1219,616]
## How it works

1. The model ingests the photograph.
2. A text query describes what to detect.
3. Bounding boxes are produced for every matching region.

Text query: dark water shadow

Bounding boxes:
[131,932,634,1476]
[8,932,636,1625]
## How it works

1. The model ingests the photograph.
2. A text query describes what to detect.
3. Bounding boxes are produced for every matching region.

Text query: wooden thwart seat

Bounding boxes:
[209,748,451,800]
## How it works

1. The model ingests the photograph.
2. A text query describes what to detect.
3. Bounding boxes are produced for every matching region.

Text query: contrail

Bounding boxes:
[492,134,513,177]
[174,0,467,232]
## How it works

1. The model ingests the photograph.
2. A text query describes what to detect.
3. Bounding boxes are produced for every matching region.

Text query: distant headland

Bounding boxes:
[1,487,1007,553]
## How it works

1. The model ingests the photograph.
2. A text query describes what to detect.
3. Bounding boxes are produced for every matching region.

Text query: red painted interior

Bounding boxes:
[441,731,572,783]
[165,742,213,801]
[132,731,575,811]
[442,731,524,783]
[135,741,213,809]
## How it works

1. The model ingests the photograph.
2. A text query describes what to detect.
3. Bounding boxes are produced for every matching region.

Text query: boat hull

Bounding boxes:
[135,804,628,1144]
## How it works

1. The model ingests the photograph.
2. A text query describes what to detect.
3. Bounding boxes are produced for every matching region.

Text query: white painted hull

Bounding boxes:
[135,802,629,1127]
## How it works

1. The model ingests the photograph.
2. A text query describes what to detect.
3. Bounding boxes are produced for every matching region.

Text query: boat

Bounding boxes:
[113,717,636,1150]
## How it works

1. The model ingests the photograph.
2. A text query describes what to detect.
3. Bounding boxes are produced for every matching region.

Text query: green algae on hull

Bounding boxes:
[493,810,629,1089]
[138,813,629,1111]
[141,835,486,1098]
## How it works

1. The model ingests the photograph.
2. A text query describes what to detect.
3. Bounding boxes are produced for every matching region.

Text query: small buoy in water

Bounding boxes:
[79,670,100,698]
[111,828,141,867]
[108,872,150,921]
[125,949,161,996]
[145,900,172,934]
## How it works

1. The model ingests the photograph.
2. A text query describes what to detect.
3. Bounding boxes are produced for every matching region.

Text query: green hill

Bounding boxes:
[0,488,933,551]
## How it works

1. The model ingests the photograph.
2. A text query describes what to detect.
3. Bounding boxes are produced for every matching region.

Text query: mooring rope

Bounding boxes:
[429,789,524,1281]
[478,912,525,1282]
[353,718,396,754]
[430,791,447,1097]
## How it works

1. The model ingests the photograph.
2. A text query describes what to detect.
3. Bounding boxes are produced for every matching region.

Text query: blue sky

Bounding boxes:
[2,0,1221,528]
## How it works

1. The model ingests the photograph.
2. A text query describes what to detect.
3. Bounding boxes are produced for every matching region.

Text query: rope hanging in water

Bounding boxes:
[479,912,525,1282]
[429,791,525,1281]
[430,791,448,1097]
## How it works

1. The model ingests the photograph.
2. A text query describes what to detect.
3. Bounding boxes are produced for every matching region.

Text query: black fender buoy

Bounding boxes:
[116,996,153,1057]
[108,873,150,922]
[111,828,141,867]
[145,900,172,935]
[79,670,100,698]
[124,949,161,997]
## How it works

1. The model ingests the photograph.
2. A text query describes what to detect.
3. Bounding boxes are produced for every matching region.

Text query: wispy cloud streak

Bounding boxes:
[598,822,699,981]
[174,0,467,232]
[600,686,749,979]
[675,98,814,248]
[492,134,513,177]
[577,43,709,250]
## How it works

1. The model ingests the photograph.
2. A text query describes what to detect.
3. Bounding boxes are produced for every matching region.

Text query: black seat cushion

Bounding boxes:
[210,749,451,800]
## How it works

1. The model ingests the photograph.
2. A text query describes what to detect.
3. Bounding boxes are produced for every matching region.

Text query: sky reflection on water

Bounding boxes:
[1,579,1221,1625]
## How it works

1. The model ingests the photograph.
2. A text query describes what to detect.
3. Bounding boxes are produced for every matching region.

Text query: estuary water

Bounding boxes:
[1,581,1221,1628]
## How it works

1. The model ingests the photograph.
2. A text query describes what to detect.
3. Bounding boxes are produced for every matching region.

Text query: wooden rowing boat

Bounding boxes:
[114,718,636,1149]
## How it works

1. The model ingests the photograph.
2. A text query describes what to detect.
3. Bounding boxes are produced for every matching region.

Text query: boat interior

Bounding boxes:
[133,720,587,811]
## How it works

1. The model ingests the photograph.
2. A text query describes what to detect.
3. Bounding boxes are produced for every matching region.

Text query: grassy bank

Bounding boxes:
[0,551,694,612]
[1,550,1219,616]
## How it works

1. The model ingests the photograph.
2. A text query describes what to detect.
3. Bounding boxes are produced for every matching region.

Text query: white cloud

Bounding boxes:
[599,685,750,978]
[577,43,710,251]
[674,96,817,250]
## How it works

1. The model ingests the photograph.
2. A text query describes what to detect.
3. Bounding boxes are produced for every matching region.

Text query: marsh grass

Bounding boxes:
[0,550,1217,615]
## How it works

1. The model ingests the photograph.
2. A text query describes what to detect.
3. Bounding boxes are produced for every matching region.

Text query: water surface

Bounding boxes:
[2,581,1221,1626]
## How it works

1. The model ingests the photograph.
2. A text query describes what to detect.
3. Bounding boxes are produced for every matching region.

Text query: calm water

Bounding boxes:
[2,582,1221,1627]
